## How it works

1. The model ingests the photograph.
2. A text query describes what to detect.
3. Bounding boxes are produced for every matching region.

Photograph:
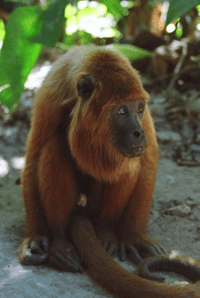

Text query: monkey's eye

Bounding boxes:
[117,106,128,116]
[137,102,145,115]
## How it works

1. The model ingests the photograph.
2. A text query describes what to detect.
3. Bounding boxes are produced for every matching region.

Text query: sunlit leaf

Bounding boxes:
[35,0,68,48]
[66,3,120,38]
[65,3,77,17]
[0,20,5,40]
[78,5,107,18]
[107,44,152,61]
[166,0,200,25]
[0,7,43,109]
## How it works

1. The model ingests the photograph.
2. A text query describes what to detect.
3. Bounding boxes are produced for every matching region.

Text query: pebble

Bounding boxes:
[164,204,191,217]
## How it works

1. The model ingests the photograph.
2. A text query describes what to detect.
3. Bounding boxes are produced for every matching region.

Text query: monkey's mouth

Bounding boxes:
[131,146,145,157]
[121,146,145,158]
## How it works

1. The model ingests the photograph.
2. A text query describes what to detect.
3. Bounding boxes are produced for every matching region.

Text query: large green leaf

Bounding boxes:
[35,0,68,48]
[107,44,152,61]
[166,0,200,25]
[0,6,43,109]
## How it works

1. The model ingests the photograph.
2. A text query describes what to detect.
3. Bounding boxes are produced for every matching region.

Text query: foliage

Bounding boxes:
[1,0,200,109]
[64,2,121,42]
[166,0,200,25]
[35,0,68,47]
[0,7,43,109]
[0,0,68,109]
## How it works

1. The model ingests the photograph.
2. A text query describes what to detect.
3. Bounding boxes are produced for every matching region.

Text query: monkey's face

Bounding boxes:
[111,101,147,158]
[69,72,148,181]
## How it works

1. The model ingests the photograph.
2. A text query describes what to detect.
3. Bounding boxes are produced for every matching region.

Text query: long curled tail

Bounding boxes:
[70,216,200,298]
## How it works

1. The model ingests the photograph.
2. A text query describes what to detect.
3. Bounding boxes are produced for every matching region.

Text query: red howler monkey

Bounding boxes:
[19,46,200,298]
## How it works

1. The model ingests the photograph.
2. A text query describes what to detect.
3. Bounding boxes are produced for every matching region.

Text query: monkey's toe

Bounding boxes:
[48,239,83,273]
[19,236,49,265]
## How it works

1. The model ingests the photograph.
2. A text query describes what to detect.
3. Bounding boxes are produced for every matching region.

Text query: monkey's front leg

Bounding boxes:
[97,174,137,257]
[20,136,83,272]
[19,146,50,266]
[39,137,84,272]
[118,160,164,264]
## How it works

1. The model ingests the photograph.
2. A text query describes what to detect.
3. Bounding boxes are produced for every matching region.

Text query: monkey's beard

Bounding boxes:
[68,122,140,183]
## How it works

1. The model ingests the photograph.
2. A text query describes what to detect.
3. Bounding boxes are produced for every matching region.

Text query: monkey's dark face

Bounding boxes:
[111,101,147,158]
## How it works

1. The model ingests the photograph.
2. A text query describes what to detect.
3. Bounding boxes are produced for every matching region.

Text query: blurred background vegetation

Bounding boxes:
[1,0,200,109]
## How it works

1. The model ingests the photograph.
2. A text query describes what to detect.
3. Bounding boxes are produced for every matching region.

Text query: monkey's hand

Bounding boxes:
[19,236,49,265]
[48,238,83,273]
[119,235,165,264]
[97,225,119,257]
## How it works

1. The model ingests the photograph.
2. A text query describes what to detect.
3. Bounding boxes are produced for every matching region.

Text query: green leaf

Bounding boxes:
[34,0,68,48]
[166,0,200,25]
[0,7,43,109]
[106,44,152,61]
[101,0,124,18]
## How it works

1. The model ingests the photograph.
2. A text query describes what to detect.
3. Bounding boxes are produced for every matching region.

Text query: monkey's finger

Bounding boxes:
[154,244,166,254]
[142,244,166,257]
[22,249,48,265]
[30,237,49,255]
[52,253,84,273]
[119,243,126,262]
[107,243,116,256]
[134,244,160,258]
[143,245,159,257]
[127,245,143,265]
[41,237,49,252]
[102,241,109,252]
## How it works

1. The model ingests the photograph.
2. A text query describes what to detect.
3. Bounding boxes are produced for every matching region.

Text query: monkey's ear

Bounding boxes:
[77,75,97,101]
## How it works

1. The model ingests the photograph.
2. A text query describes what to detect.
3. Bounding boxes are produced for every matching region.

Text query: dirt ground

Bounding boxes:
[0,63,200,297]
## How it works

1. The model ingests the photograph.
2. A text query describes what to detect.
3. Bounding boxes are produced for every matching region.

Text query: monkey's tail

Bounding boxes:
[137,255,200,283]
[71,216,198,298]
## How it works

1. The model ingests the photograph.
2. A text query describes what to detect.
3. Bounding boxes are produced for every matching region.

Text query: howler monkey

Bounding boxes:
[19,46,200,298]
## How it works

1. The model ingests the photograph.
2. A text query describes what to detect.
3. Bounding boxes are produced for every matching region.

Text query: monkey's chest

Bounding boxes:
[75,175,104,222]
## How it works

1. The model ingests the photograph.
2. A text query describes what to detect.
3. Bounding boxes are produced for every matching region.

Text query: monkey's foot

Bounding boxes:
[119,236,165,264]
[48,239,83,273]
[19,236,49,265]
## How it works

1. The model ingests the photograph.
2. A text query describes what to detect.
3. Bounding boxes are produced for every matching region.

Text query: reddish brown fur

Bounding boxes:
[19,46,200,298]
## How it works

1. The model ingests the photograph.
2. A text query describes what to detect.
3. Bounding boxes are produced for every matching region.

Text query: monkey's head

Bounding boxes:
[68,49,149,181]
